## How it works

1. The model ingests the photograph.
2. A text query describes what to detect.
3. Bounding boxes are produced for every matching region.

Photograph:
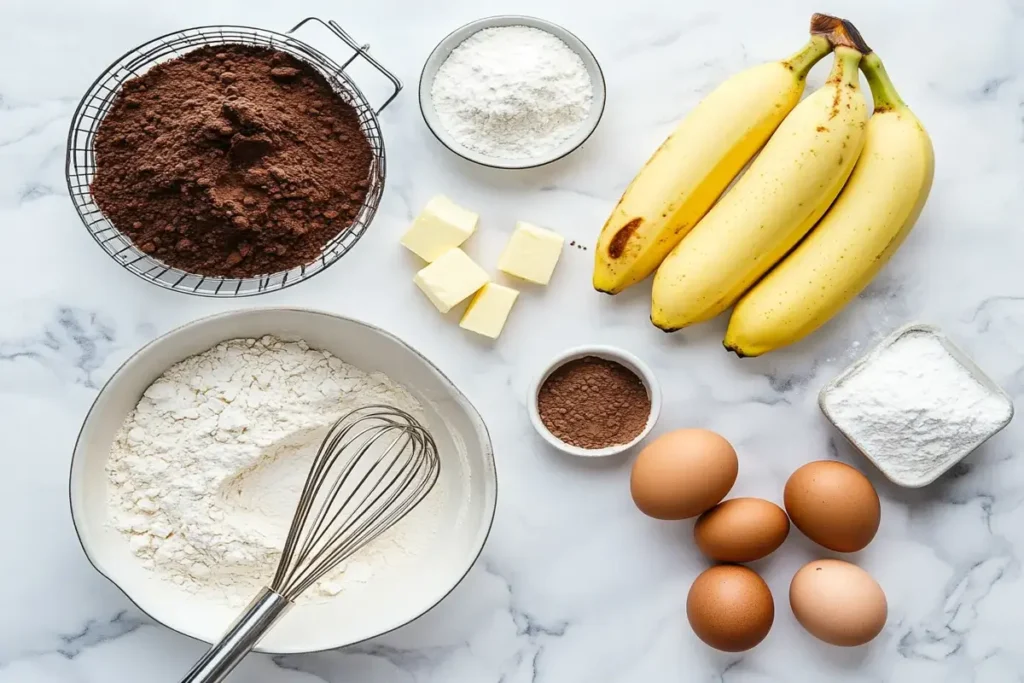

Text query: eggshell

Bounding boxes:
[686,565,774,652]
[694,498,790,563]
[630,429,738,520]
[784,461,880,552]
[789,559,887,646]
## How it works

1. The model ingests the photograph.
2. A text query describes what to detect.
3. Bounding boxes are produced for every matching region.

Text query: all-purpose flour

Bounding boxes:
[430,26,594,159]
[106,336,443,606]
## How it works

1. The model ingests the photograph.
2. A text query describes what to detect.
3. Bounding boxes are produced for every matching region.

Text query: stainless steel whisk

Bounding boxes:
[181,405,440,683]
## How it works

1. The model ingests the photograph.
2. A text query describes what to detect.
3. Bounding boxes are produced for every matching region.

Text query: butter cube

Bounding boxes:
[413,248,489,314]
[497,222,564,285]
[460,283,520,339]
[401,195,479,262]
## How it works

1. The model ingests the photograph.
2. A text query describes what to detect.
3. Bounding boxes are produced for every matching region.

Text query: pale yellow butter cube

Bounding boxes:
[497,222,565,285]
[413,248,489,314]
[460,283,520,339]
[400,195,479,262]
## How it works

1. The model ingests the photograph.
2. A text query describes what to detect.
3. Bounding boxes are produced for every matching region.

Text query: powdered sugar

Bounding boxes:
[822,329,1013,486]
[106,336,443,606]
[430,25,594,159]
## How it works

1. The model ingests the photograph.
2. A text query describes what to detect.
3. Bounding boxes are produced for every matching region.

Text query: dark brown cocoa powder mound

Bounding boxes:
[537,356,652,449]
[90,44,373,278]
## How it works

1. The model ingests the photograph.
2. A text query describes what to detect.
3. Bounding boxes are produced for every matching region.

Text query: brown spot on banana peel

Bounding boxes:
[607,217,643,258]
[817,126,829,132]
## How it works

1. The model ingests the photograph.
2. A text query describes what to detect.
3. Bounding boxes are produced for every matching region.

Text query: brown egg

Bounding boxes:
[686,565,774,652]
[694,498,790,563]
[790,559,887,646]
[783,461,880,552]
[630,429,738,520]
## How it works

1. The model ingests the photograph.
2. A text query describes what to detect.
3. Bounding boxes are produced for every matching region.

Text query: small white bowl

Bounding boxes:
[529,345,661,457]
[419,15,606,169]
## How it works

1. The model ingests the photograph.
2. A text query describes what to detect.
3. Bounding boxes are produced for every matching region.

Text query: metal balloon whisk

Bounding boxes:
[181,405,440,683]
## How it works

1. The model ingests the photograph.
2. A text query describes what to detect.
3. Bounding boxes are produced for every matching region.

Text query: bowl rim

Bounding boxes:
[68,306,498,654]
[418,14,607,170]
[528,344,662,458]
[818,322,1015,488]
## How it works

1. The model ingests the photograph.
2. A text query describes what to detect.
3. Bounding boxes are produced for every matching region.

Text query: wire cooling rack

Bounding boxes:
[65,18,401,297]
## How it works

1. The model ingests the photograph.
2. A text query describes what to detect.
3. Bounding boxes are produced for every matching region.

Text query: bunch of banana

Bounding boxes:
[591,13,933,356]
[725,49,934,356]
[592,18,838,294]
[651,42,869,330]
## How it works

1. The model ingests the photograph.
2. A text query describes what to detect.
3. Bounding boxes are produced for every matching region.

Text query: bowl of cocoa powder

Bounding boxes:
[529,346,661,457]
[67,23,397,296]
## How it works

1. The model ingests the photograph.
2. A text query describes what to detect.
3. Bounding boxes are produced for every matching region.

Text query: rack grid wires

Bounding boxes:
[65,21,396,297]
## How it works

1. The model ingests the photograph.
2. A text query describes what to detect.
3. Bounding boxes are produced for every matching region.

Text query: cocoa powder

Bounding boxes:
[91,44,373,278]
[537,356,651,449]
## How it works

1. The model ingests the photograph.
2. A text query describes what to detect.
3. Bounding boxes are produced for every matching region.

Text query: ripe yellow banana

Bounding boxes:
[651,46,868,331]
[592,34,833,294]
[725,52,934,356]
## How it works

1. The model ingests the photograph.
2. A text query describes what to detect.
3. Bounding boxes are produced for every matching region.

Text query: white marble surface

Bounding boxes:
[2,0,1023,680]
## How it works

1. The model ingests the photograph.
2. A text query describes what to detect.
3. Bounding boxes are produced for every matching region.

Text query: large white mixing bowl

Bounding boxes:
[70,308,496,654]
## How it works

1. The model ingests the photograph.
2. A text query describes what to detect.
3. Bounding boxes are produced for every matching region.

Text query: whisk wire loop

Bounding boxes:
[271,405,440,599]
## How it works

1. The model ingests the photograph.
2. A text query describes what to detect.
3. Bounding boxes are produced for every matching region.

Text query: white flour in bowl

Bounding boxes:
[106,336,443,607]
[431,25,594,159]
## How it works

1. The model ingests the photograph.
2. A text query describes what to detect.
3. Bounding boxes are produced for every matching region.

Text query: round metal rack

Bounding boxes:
[66,18,401,297]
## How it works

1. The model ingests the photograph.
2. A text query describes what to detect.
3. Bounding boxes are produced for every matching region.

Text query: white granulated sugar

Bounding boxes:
[823,330,1012,486]
[431,25,594,159]
[106,336,443,607]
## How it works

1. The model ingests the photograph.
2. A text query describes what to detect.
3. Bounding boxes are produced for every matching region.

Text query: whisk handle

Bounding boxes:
[179,587,292,683]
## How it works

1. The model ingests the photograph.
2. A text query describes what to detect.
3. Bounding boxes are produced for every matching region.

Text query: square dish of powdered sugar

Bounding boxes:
[819,324,1014,488]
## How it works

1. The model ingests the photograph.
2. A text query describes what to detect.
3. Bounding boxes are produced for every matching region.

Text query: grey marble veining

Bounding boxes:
[2,0,1023,680]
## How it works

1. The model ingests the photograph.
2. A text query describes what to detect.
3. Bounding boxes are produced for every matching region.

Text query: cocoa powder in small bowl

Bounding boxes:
[534,352,658,454]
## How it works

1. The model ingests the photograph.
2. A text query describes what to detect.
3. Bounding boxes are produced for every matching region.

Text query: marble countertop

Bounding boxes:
[3,0,1022,680]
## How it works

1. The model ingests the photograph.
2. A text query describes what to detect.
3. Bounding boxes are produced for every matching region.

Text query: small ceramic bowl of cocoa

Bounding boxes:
[528,345,661,458]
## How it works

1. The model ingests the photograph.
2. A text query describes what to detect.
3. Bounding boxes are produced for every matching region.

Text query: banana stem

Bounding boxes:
[827,46,863,87]
[783,35,833,79]
[810,13,871,53]
[861,52,906,113]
